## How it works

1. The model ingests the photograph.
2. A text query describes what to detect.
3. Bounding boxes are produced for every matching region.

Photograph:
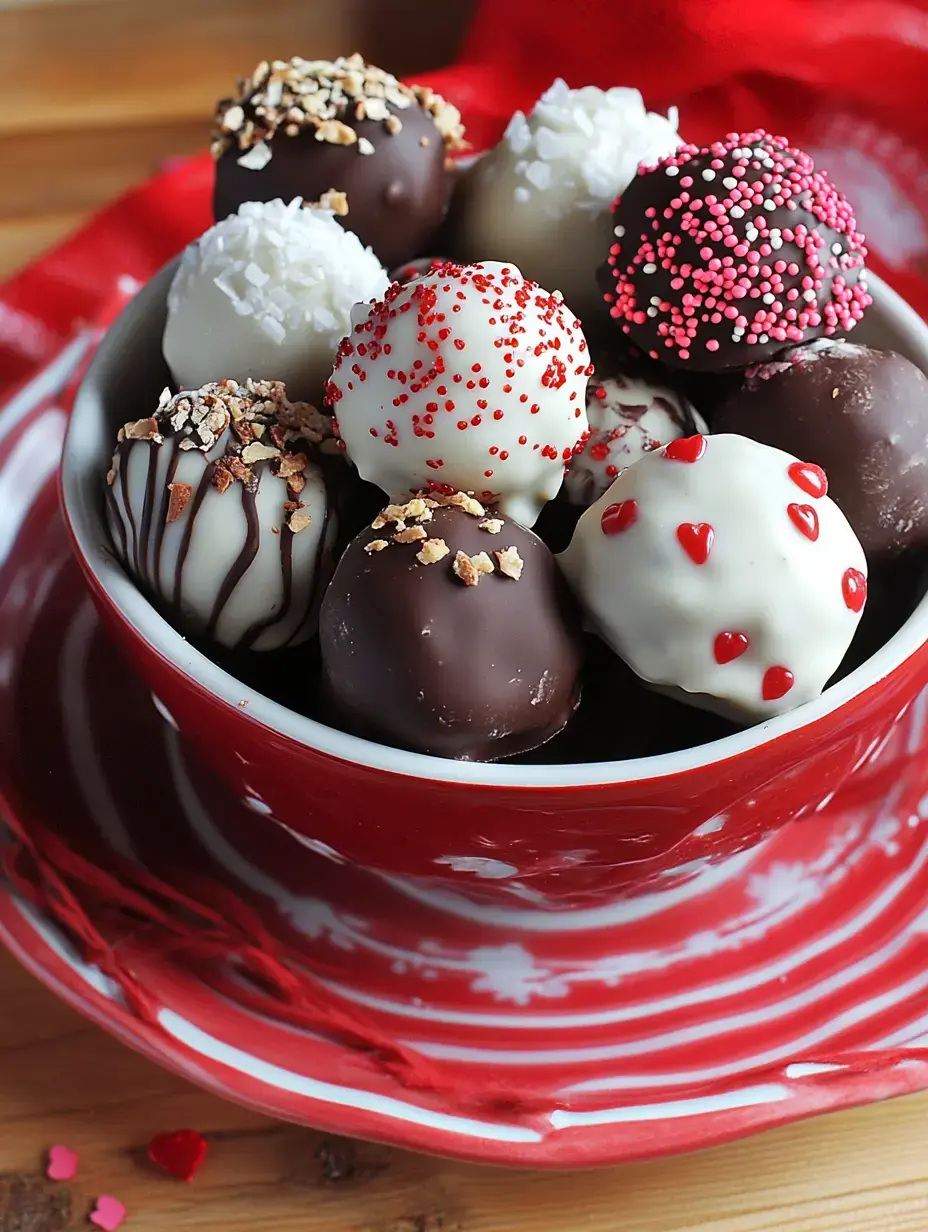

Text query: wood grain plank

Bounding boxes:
[1,950,928,1231]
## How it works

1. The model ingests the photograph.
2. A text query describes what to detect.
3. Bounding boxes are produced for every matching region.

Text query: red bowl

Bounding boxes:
[60,267,928,907]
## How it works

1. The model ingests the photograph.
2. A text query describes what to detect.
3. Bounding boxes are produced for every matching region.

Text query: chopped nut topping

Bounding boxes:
[419,134,431,147]
[445,491,486,517]
[288,511,313,533]
[314,188,349,216]
[496,546,524,580]
[105,467,116,487]
[241,441,281,464]
[275,452,308,479]
[122,417,162,442]
[364,538,390,553]
[211,466,234,494]
[372,497,433,529]
[393,525,428,543]
[166,482,193,523]
[416,537,450,565]
[471,551,495,575]
[453,550,482,587]
[212,55,467,161]
[479,518,503,534]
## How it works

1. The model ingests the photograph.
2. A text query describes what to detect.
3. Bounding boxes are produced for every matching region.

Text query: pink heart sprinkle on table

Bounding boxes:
[90,1195,126,1231]
[46,1144,78,1181]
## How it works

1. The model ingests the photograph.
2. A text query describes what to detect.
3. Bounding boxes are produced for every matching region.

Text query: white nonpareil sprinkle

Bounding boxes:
[501,78,680,216]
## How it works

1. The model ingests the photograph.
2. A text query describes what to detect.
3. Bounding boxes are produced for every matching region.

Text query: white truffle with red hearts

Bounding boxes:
[559,433,868,721]
[325,260,593,527]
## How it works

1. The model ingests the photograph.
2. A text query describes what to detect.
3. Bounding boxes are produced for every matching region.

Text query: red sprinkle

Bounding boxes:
[762,665,795,701]
[601,500,638,535]
[714,631,749,664]
[676,521,714,564]
[842,567,867,613]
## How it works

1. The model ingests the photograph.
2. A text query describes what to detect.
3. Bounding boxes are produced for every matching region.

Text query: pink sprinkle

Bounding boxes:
[46,1146,78,1182]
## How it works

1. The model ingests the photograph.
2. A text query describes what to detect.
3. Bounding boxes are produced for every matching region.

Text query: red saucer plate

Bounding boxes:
[1,343,928,1167]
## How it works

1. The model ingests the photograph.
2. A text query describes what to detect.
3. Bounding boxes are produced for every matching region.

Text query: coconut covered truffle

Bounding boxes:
[326,261,593,526]
[105,380,335,652]
[564,371,706,506]
[452,81,680,319]
[211,54,467,269]
[712,340,928,562]
[602,131,871,371]
[163,199,390,404]
[559,433,868,721]
[320,493,584,760]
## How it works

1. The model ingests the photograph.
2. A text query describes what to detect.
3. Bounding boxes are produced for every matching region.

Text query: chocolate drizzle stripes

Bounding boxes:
[116,441,141,578]
[138,444,162,590]
[206,484,261,642]
[172,462,218,612]
[151,442,183,594]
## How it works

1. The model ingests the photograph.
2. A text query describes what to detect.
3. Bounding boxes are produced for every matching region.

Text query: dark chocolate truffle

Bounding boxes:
[602,131,871,371]
[713,340,928,561]
[320,494,584,760]
[212,55,466,270]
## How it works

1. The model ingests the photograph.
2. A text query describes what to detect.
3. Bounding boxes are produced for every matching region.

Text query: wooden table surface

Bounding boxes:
[2,947,928,1232]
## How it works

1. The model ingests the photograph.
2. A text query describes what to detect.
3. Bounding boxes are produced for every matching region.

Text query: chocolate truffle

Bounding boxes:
[564,371,706,506]
[164,199,389,404]
[326,261,592,526]
[712,340,928,562]
[212,55,466,270]
[602,131,871,371]
[320,494,584,760]
[105,380,336,651]
[559,433,868,722]
[450,80,680,322]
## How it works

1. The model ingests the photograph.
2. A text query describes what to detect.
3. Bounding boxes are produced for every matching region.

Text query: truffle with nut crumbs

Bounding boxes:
[319,494,584,759]
[105,380,336,651]
[212,54,467,269]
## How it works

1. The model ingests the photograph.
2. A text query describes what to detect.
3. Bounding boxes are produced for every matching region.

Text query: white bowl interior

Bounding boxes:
[62,268,928,788]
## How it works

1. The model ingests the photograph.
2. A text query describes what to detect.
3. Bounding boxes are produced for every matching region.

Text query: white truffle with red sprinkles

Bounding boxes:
[326,260,593,525]
[559,433,868,721]
[603,131,871,371]
[564,372,707,507]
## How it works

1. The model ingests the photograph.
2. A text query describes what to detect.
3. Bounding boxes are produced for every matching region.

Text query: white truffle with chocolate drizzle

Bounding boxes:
[564,372,707,506]
[559,433,868,722]
[105,380,336,652]
[326,261,593,526]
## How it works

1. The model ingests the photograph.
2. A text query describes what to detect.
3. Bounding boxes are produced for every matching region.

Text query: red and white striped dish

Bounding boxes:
[2,327,928,1167]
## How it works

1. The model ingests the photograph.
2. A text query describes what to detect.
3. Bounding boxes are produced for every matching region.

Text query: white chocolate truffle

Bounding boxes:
[565,373,707,506]
[326,261,592,526]
[454,81,680,318]
[105,380,336,651]
[163,199,390,402]
[559,433,868,721]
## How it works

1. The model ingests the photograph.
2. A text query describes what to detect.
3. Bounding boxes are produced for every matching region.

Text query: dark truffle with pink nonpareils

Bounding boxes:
[602,131,871,371]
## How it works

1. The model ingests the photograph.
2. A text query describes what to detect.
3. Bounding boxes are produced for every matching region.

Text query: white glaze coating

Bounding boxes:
[326,261,592,526]
[456,80,680,318]
[559,433,868,721]
[163,199,389,402]
[106,384,334,651]
[564,374,707,507]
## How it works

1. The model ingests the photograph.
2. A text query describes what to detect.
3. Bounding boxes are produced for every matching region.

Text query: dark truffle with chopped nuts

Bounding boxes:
[212,54,467,270]
[105,379,336,651]
[319,494,584,760]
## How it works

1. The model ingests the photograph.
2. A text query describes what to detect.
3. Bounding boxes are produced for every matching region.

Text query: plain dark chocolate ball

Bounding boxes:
[214,106,450,270]
[713,342,928,562]
[320,502,584,760]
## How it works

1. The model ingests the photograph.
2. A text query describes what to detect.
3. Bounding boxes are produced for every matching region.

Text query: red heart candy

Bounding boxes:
[676,522,714,564]
[601,499,637,535]
[788,461,828,498]
[148,1129,208,1183]
[762,666,795,701]
[787,503,819,541]
[663,434,707,463]
[714,631,749,664]
[842,567,867,613]
[46,1145,78,1182]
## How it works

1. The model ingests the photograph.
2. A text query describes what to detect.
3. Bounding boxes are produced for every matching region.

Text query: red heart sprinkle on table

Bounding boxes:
[90,1196,126,1232]
[788,461,828,498]
[601,499,637,535]
[787,503,819,541]
[663,434,707,463]
[45,1145,78,1182]
[714,631,749,664]
[842,567,868,613]
[762,666,795,701]
[148,1129,208,1183]
[677,522,714,564]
